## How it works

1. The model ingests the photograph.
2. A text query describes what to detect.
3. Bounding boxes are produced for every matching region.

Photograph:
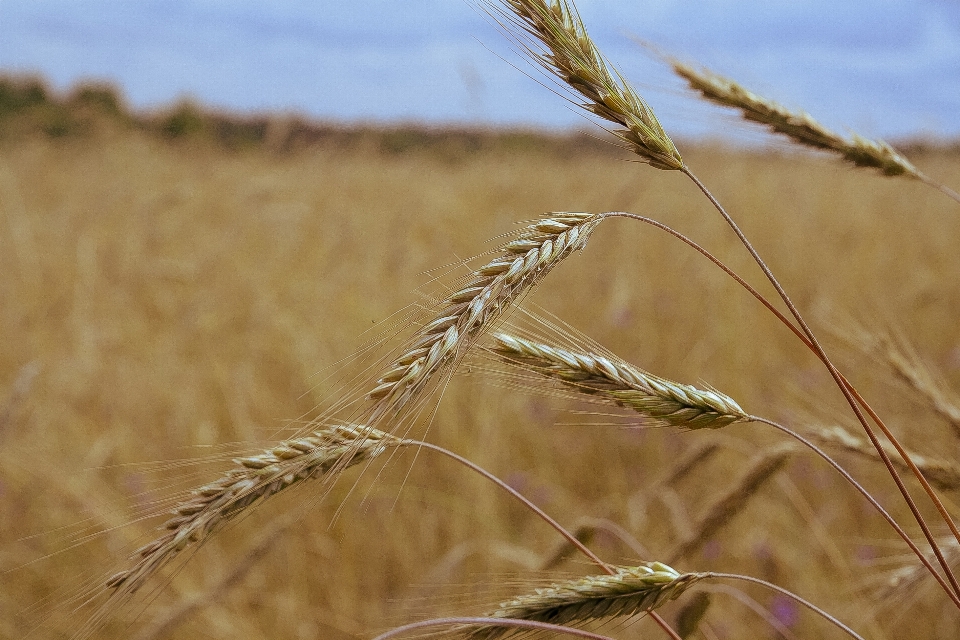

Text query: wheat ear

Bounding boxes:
[671,60,920,178]
[105,425,397,595]
[105,213,604,597]
[491,333,749,429]
[365,212,603,424]
[487,0,682,170]
[466,563,703,640]
[811,425,960,493]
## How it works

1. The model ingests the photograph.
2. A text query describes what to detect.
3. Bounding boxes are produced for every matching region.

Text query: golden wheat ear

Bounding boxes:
[490,332,750,429]
[669,59,920,178]
[486,0,683,170]
[466,563,703,640]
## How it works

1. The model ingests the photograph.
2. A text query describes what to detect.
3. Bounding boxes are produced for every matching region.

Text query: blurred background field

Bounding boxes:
[1,79,960,639]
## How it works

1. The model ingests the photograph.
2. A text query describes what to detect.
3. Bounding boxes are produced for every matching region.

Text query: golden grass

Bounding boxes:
[1,130,960,638]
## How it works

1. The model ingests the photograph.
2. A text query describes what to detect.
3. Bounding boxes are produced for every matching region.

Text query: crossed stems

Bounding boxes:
[606,189,960,606]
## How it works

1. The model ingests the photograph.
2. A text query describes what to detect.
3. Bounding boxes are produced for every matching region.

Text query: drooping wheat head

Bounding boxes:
[486,0,683,170]
[466,562,704,639]
[671,60,921,178]
[104,425,398,596]
[490,332,750,429]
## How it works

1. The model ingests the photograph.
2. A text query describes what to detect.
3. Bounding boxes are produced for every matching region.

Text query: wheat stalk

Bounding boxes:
[670,60,920,178]
[811,425,960,493]
[490,333,750,429]
[466,562,703,639]
[486,0,682,170]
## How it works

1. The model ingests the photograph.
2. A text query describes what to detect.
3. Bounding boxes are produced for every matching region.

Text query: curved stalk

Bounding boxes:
[680,166,960,599]
[603,210,960,600]
[750,416,960,608]
[705,573,865,640]
[405,439,682,640]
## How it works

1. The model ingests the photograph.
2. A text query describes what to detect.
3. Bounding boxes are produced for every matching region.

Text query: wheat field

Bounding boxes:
[1,110,959,640]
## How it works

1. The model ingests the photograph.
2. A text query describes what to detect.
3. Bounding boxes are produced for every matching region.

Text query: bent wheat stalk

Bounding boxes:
[491,0,960,592]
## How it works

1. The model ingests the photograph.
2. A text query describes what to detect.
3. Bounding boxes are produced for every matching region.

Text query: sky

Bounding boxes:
[1,0,958,141]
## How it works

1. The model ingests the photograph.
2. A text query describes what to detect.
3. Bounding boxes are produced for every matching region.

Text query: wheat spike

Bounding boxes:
[365,212,603,425]
[466,562,703,639]
[488,0,682,170]
[671,60,920,178]
[811,425,960,493]
[105,425,397,595]
[491,333,749,429]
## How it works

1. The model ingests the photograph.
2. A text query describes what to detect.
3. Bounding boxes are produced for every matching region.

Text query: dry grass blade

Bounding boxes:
[104,425,397,597]
[491,333,750,429]
[365,212,603,426]
[466,562,704,639]
[670,444,797,562]
[876,337,960,438]
[811,425,960,492]
[879,537,960,605]
[487,0,683,170]
[671,60,921,178]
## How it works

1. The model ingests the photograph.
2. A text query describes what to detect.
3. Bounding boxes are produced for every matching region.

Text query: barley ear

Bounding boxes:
[490,0,683,170]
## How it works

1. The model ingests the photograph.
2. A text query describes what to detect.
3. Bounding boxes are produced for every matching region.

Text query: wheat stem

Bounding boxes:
[753,416,960,608]
[681,166,960,600]
[705,573,865,640]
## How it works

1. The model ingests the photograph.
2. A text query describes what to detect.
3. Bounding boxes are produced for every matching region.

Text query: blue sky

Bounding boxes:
[1,0,958,141]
